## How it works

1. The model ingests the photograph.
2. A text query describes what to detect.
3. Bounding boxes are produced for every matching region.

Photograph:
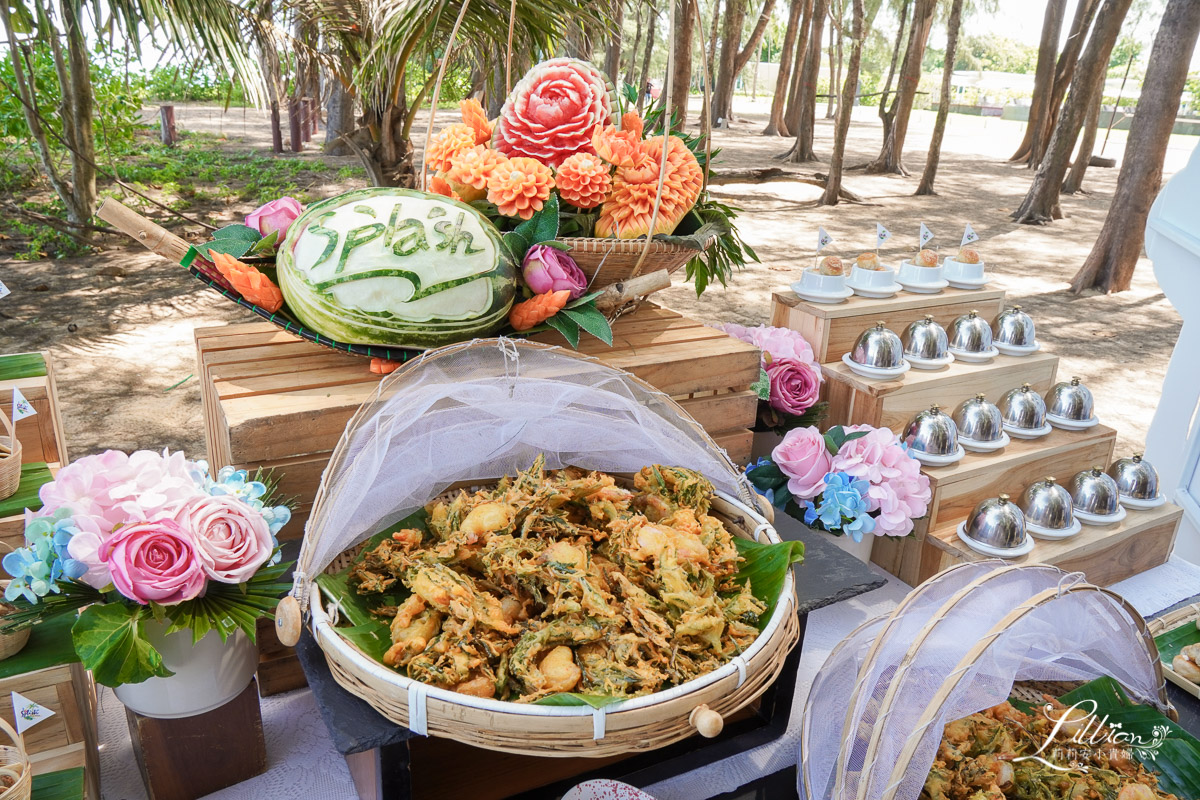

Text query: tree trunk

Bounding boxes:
[1032,0,1100,167]
[764,0,806,135]
[785,0,828,162]
[733,0,779,74]
[914,0,963,195]
[604,0,626,80]
[820,0,863,205]
[782,0,816,134]
[669,0,697,126]
[712,0,748,124]
[706,0,722,100]
[824,14,836,118]
[626,4,644,85]
[878,0,910,140]
[1061,81,1103,194]
[1009,0,1067,163]
[324,78,357,155]
[636,6,659,113]
[1070,0,1200,292]
[61,0,97,225]
[864,0,933,174]
[1011,0,1133,224]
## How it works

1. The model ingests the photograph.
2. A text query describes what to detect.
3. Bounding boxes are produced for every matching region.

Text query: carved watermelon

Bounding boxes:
[276,188,516,348]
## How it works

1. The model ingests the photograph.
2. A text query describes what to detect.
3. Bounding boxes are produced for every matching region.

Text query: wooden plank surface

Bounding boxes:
[773,287,1007,320]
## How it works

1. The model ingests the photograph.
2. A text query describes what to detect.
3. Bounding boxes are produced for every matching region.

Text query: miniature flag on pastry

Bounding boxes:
[11,691,54,734]
[876,223,891,247]
[919,223,935,248]
[961,223,979,247]
[817,227,834,252]
[10,388,35,422]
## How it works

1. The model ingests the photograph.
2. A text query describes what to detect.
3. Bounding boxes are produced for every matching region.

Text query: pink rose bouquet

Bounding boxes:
[2,449,294,688]
[747,425,930,542]
[713,323,826,428]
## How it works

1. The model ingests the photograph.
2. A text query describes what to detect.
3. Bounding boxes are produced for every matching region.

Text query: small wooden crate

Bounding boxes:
[0,353,69,469]
[871,424,1118,584]
[821,350,1060,434]
[0,616,98,799]
[771,289,1006,364]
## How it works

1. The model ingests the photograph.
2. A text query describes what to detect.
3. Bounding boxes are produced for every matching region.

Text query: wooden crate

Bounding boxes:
[820,351,1060,434]
[771,288,1006,364]
[872,424,1118,584]
[0,616,99,799]
[915,503,1183,587]
[0,353,69,469]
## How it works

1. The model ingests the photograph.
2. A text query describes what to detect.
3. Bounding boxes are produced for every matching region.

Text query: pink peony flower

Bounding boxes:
[245,197,304,239]
[829,425,931,536]
[100,520,207,605]
[751,326,817,366]
[831,426,910,485]
[522,244,588,299]
[493,58,615,169]
[177,496,274,584]
[765,359,822,415]
[772,427,832,500]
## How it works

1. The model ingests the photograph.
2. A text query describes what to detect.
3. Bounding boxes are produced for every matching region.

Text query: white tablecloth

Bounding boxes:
[93,555,1200,800]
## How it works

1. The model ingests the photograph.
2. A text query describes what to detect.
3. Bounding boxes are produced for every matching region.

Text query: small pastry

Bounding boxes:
[856,252,883,271]
[816,255,845,276]
[1173,651,1200,683]
[916,249,939,267]
[957,248,982,264]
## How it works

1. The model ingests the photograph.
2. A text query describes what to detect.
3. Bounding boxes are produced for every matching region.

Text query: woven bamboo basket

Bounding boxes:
[0,717,31,800]
[0,601,30,663]
[0,410,19,502]
[1148,601,1200,699]
[295,339,801,757]
[559,234,718,290]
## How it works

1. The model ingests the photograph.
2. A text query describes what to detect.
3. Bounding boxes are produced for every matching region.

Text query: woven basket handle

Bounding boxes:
[95,198,191,264]
[0,408,13,448]
[0,716,27,763]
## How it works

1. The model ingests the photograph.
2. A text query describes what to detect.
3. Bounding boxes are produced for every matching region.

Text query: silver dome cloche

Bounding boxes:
[961,494,1029,553]
[902,404,963,464]
[999,383,1049,438]
[902,315,952,366]
[1068,466,1123,521]
[947,310,996,359]
[993,306,1037,350]
[848,321,906,371]
[1046,377,1097,426]
[1107,453,1163,506]
[1019,476,1078,537]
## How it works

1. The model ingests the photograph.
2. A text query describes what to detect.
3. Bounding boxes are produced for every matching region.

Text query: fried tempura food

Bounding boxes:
[349,456,765,703]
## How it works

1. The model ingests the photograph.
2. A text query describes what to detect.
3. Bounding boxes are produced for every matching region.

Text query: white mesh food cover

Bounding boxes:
[799,562,1168,800]
[293,339,754,599]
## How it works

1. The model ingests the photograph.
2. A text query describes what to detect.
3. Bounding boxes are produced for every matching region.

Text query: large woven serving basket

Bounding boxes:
[558,233,718,290]
[291,339,799,757]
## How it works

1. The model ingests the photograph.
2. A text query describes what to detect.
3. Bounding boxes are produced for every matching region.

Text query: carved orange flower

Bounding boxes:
[445,145,507,203]
[426,123,477,173]
[592,122,642,169]
[428,173,461,201]
[460,98,493,145]
[555,152,612,209]
[595,136,703,239]
[486,156,555,220]
[208,251,284,312]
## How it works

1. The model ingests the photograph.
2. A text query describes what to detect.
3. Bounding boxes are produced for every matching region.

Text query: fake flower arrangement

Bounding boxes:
[1,450,293,687]
[712,323,826,432]
[747,426,931,541]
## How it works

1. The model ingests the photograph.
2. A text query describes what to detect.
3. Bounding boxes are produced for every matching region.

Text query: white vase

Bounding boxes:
[829,532,876,563]
[112,620,257,719]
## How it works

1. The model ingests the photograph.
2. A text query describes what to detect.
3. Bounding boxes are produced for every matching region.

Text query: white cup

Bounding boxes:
[898,259,944,286]
[849,264,897,289]
[944,258,986,283]
[794,269,847,295]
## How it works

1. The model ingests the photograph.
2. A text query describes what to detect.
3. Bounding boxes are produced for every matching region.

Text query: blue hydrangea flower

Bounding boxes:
[805,472,876,542]
[3,508,94,602]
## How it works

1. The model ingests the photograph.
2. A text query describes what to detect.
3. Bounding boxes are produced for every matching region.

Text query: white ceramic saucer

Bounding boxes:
[1027,518,1083,540]
[957,522,1036,558]
[905,352,955,370]
[841,352,911,380]
[910,445,966,466]
[947,276,990,290]
[995,341,1041,356]
[847,281,903,299]
[791,282,854,304]
[1074,505,1127,526]
[1003,421,1053,440]
[959,432,1011,453]
[898,278,950,294]
[1047,413,1100,431]
[948,346,1000,363]
[1120,494,1167,510]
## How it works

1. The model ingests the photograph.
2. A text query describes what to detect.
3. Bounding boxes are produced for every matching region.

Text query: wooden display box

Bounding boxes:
[872,425,1118,584]
[771,289,1006,364]
[821,350,1060,434]
[0,616,99,799]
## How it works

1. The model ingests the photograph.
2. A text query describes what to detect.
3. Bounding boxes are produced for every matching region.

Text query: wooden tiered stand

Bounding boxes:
[195,305,762,693]
[772,289,1183,587]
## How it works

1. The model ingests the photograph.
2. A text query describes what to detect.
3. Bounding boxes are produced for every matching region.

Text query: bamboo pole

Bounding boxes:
[95,198,191,264]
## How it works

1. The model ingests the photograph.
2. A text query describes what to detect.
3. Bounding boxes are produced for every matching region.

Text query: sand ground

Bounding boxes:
[0,98,1192,459]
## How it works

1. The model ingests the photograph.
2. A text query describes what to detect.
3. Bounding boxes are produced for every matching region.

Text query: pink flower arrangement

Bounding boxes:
[771,427,831,499]
[178,495,275,584]
[101,520,207,605]
[713,323,824,418]
[833,425,931,536]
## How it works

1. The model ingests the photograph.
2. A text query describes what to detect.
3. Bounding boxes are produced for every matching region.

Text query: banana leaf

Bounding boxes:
[1155,614,1200,666]
[1057,677,1200,798]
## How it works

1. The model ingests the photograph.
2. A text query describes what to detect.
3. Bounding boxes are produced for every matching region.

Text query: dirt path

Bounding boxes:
[0,100,1189,459]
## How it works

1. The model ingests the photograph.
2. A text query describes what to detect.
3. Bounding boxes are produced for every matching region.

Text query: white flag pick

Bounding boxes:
[919,223,935,248]
[10,388,35,422]
[961,223,980,248]
[11,691,54,735]
[817,227,834,252]
[0,278,9,301]
[876,223,891,247]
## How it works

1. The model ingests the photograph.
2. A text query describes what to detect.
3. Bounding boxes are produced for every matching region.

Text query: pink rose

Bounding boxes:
[177,496,274,584]
[100,520,206,605]
[245,197,304,239]
[766,359,822,415]
[772,427,833,500]
[522,245,588,298]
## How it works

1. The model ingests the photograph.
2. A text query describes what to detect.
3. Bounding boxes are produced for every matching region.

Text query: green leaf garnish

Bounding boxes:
[72,604,173,688]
